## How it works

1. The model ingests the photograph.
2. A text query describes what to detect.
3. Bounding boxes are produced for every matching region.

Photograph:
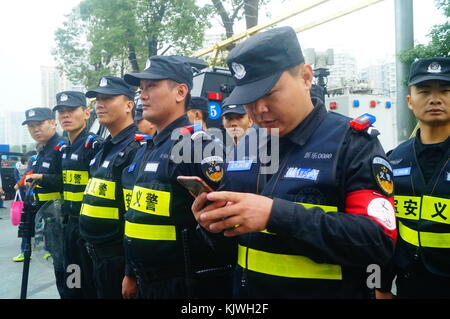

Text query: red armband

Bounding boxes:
[345,190,397,242]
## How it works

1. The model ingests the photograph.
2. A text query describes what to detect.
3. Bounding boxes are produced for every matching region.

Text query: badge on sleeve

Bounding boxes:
[201,156,224,183]
[372,156,394,197]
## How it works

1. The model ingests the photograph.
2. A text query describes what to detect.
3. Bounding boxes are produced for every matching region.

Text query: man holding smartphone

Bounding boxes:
[192,27,397,299]
[121,55,234,299]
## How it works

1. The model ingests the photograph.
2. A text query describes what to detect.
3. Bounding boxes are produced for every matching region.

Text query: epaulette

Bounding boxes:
[349,113,379,137]
[134,133,152,145]
[180,123,202,136]
[84,134,101,150]
[54,141,67,152]
[134,133,152,141]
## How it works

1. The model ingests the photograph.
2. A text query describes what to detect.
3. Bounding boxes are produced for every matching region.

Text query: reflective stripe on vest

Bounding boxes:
[125,221,176,241]
[399,221,450,248]
[129,185,171,217]
[123,189,133,211]
[63,191,84,202]
[35,192,61,202]
[395,195,450,224]
[80,203,119,220]
[62,170,89,186]
[395,195,421,220]
[237,245,342,280]
[84,178,116,200]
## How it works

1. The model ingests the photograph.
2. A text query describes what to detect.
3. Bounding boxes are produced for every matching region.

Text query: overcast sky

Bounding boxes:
[0,0,446,116]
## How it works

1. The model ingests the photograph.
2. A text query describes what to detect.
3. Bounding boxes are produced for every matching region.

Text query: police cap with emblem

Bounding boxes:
[409,57,450,86]
[224,26,304,106]
[124,55,193,90]
[86,76,136,99]
[53,91,87,112]
[221,98,247,116]
[22,107,54,125]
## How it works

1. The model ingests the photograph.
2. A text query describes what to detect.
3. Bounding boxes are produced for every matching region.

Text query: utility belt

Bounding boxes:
[85,242,124,261]
[131,262,233,284]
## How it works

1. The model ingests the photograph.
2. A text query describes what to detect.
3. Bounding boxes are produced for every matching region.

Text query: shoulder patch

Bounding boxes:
[372,156,394,197]
[201,156,224,183]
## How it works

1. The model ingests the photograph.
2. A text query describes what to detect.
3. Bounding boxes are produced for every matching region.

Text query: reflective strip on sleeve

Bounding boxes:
[237,245,342,280]
[421,196,450,225]
[62,170,89,186]
[123,189,133,211]
[36,192,61,202]
[399,221,450,248]
[296,202,338,213]
[261,202,338,236]
[395,195,421,221]
[80,203,119,220]
[84,178,116,200]
[129,186,171,217]
[63,191,84,202]
[125,221,176,241]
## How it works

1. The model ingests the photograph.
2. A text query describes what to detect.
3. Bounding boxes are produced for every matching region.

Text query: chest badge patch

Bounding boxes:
[372,156,394,197]
[201,156,224,183]
[284,167,320,181]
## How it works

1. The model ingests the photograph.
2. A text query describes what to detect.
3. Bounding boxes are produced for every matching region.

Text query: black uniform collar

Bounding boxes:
[41,133,60,152]
[415,129,450,154]
[106,124,136,145]
[70,128,90,146]
[283,97,327,146]
[152,115,190,146]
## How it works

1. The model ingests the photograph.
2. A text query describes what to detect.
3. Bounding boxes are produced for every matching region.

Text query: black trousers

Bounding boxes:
[82,243,125,299]
[396,262,450,299]
[134,265,233,299]
[62,220,97,299]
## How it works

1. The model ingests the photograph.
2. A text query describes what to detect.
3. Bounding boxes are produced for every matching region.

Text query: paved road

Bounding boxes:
[0,201,59,299]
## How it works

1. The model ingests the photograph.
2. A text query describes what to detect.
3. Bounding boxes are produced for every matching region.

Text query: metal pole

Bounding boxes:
[395,0,415,144]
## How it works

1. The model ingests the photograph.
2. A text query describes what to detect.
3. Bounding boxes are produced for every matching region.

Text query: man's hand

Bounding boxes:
[194,191,273,237]
[192,192,228,233]
[122,276,138,299]
[25,174,43,187]
[0,187,4,193]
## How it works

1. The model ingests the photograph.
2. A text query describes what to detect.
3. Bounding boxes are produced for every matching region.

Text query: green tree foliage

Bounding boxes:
[53,0,212,89]
[400,0,449,64]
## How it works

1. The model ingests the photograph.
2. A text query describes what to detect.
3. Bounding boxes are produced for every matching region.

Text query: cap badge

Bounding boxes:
[145,59,152,70]
[28,110,35,117]
[100,77,108,87]
[60,94,68,102]
[228,105,237,109]
[428,62,442,74]
[232,62,247,80]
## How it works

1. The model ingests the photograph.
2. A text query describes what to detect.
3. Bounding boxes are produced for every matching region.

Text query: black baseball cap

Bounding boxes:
[86,76,136,99]
[409,57,450,86]
[224,26,304,106]
[221,100,247,116]
[22,107,54,125]
[124,55,193,90]
[53,91,87,112]
[187,96,209,112]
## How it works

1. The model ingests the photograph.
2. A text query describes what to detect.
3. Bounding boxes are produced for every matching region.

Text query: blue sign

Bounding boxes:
[208,102,222,120]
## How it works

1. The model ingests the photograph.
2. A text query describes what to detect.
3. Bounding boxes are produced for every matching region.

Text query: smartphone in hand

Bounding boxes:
[177,176,214,198]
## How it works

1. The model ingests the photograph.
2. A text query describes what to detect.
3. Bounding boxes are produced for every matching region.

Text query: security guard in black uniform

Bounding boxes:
[376,57,450,299]
[192,26,397,299]
[79,76,139,299]
[22,107,66,298]
[53,91,102,299]
[121,55,234,299]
